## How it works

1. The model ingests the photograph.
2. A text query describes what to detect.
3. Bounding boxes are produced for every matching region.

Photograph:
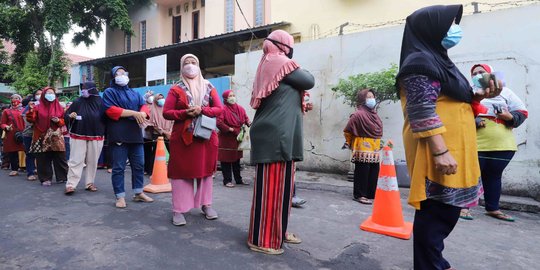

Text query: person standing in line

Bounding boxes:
[344,89,383,205]
[103,66,154,208]
[21,90,41,181]
[396,5,502,269]
[217,90,250,188]
[1,94,25,176]
[146,93,173,175]
[247,30,315,255]
[142,91,155,175]
[459,64,528,222]
[64,82,106,195]
[26,87,69,186]
[163,54,223,226]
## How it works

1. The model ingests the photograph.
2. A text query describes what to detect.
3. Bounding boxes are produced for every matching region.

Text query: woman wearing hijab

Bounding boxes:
[163,54,223,226]
[142,91,155,175]
[64,82,106,195]
[21,90,42,181]
[26,87,69,186]
[217,90,250,187]
[145,93,173,174]
[247,30,315,255]
[396,5,501,269]
[343,89,383,205]
[459,64,528,222]
[1,94,25,176]
[103,66,154,208]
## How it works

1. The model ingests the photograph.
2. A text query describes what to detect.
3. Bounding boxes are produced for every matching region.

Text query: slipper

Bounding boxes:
[353,197,372,205]
[64,186,75,195]
[247,242,284,255]
[284,232,302,244]
[225,182,235,188]
[459,209,474,220]
[85,183,98,192]
[486,211,515,222]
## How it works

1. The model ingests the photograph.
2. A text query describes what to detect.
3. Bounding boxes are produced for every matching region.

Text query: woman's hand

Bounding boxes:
[164,132,171,140]
[51,117,60,123]
[496,110,513,121]
[133,111,147,124]
[473,79,503,101]
[69,112,77,119]
[433,152,458,175]
[4,125,12,131]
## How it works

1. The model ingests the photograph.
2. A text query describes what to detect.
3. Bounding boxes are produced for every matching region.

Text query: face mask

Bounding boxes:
[147,96,154,104]
[182,64,200,79]
[115,75,129,86]
[227,96,237,104]
[81,89,90,98]
[157,99,165,107]
[266,38,294,59]
[45,93,56,102]
[11,100,21,107]
[441,24,462,50]
[35,95,41,100]
[471,74,484,88]
[365,98,376,109]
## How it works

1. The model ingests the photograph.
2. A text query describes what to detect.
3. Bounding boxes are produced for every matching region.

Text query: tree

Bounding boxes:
[0,0,150,91]
[0,41,9,82]
[10,51,48,96]
[331,64,399,107]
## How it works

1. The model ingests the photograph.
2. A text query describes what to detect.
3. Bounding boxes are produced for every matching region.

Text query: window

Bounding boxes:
[173,16,182,43]
[140,21,147,50]
[125,34,131,53]
[225,0,234,32]
[254,0,264,26]
[192,11,200,39]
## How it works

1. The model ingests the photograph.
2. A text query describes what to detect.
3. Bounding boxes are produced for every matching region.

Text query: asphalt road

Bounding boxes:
[0,167,538,270]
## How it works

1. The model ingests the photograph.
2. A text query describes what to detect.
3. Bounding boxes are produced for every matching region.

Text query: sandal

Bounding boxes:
[65,186,75,195]
[284,232,302,244]
[459,209,474,220]
[225,182,235,188]
[486,211,515,222]
[85,183,98,192]
[27,175,37,181]
[9,171,18,176]
[247,242,284,255]
[353,197,372,205]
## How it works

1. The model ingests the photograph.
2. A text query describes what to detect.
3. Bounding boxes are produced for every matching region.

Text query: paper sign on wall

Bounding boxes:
[146,54,167,83]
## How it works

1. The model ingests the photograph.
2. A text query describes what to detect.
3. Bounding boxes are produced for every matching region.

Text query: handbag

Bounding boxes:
[8,110,24,144]
[29,127,65,153]
[193,114,216,140]
[237,125,251,150]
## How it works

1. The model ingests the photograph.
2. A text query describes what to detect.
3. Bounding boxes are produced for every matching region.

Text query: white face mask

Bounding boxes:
[227,96,237,104]
[147,96,154,104]
[365,98,376,109]
[182,64,200,79]
[115,75,129,86]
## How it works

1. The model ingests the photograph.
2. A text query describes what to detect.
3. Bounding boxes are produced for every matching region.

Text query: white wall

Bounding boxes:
[233,4,540,199]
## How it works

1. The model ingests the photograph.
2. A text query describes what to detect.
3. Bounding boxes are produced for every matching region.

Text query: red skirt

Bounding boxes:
[248,161,295,250]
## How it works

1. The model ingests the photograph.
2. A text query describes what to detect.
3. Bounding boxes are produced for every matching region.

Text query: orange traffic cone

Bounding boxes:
[360,144,413,240]
[143,136,171,193]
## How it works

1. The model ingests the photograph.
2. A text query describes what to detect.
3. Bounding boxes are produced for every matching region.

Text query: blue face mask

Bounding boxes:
[471,74,484,88]
[157,99,165,107]
[45,93,56,102]
[441,24,462,50]
[365,98,376,109]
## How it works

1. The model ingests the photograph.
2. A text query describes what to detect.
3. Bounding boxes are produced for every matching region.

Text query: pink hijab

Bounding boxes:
[149,94,173,134]
[250,30,300,109]
[180,54,207,106]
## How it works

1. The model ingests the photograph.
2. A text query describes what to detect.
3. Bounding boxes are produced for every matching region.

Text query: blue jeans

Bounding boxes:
[23,136,36,176]
[64,137,70,161]
[110,142,144,198]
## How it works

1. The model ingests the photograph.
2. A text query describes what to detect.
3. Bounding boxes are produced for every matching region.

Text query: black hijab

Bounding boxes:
[396,5,473,103]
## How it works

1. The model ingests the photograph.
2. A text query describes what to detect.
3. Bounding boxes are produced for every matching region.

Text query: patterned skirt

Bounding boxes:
[248,161,295,250]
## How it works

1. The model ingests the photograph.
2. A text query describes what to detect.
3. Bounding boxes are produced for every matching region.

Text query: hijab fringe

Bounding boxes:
[250,60,299,109]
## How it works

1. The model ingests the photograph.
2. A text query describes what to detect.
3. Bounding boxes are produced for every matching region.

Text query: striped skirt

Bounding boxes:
[248,161,295,250]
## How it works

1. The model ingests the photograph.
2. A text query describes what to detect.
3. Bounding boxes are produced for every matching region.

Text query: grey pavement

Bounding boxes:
[0,167,539,270]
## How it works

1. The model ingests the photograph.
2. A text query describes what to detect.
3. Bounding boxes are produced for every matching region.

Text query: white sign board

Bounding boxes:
[146,54,167,84]
[70,65,81,86]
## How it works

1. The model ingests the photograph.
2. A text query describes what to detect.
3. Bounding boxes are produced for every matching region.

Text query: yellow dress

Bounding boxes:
[344,132,381,163]
[400,89,481,210]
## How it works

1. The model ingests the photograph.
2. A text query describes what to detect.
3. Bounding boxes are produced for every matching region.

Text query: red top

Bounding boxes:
[26,108,65,141]
[1,108,25,152]
[163,85,223,179]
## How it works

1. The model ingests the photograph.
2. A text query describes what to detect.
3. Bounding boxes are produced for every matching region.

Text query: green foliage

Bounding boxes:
[0,0,151,87]
[0,42,9,81]
[331,64,399,107]
[9,52,48,96]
